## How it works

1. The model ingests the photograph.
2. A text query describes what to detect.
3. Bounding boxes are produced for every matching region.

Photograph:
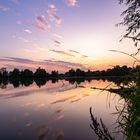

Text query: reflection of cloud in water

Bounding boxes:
[54,114,64,121]
[24,122,32,127]
[21,102,36,107]
[2,91,36,99]
[0,81,78,99]
[55,109,63,114]
[55,130,64,140]
[82,94,89,97]
[58,86,78,92]
[24,112,30,117]
[17,131,22,137]
[37,103,46,108]
[51,95,76,104]
[70,98,81,103]
[37,125,52,140]
[36,125,64,140]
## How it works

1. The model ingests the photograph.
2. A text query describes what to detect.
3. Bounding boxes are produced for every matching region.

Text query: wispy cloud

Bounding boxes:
[47,4,62,25]
[24,29,32,34]
[18,37,29,43]
[53,33,63,39]
[54,40,61,45]
[44,60,85,68]
[69,49,80,54]
[50,49,75,57]
[0,5,10,12]
[82,55,88,58]
[3,57,33,63]
[0,57,87,72]
[16,20,22,25]
[67,0,77,6]
[35,15,50,31]
[69,49,88,58]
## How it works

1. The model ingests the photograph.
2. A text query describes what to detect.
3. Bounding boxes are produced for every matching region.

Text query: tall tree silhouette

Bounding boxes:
[9,68,20,78]
[50,71,59,77]
[21,69,33,78]
[34,67,47,78]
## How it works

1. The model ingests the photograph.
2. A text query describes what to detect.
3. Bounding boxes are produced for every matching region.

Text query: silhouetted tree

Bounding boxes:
[92,70,101,77]
[65,69,75,77]
[9,68,20,78]
[50,71,59,77]
[75,68,85,77]
[34,67,47,78]
[0,68,8,78]
[2,71,8,78]
[0,72,2,79]
[86,69,93,76]
[65,68,86,77]
[21,69,33,78]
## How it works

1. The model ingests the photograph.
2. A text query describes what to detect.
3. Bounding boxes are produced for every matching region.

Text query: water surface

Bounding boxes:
[0,79,124,140]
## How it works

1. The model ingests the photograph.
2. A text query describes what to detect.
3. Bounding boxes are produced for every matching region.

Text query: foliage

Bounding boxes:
[34,67,48,78]
[50,70,59,77]
[0,65,139,79]
[118,0,140,52]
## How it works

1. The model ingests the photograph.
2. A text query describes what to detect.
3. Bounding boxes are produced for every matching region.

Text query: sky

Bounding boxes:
[0,0,139,72]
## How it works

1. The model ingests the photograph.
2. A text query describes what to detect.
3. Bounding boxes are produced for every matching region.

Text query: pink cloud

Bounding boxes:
[18,37,29,43]
[47,4,62,25]
[50,49,75,57]
[24,29,32,34]
[0,57,88,73]
[53,33,63,39]
[35,15,50,31]
[16,20,22,25]
[67,0,77,6]
[48,4,56,10]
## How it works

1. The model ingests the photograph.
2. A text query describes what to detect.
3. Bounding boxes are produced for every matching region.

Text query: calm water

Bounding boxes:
[0,79,124,140]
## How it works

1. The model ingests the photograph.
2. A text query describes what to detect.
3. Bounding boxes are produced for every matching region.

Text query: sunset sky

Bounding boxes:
[0,0,138,72]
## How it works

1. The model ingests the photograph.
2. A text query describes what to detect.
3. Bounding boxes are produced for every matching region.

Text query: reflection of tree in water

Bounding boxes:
[1,78,8,89]
[106,77,132,87]
[20,78,34,87]
[51,79,59,83]
[0,77,132,89]
[34,78,47,88]
[9,79,20,88]
[65,78,91,86]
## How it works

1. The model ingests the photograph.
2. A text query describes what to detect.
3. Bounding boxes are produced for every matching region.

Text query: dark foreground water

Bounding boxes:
[0,79,124,140]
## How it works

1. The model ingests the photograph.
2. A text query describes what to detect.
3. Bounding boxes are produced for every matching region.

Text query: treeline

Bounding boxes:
[0,65,140,79]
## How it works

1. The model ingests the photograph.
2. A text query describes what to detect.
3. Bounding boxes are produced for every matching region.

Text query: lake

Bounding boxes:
[0,79,124,140]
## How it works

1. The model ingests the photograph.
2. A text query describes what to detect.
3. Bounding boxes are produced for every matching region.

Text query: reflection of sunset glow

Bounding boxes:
[0,80,124,139]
